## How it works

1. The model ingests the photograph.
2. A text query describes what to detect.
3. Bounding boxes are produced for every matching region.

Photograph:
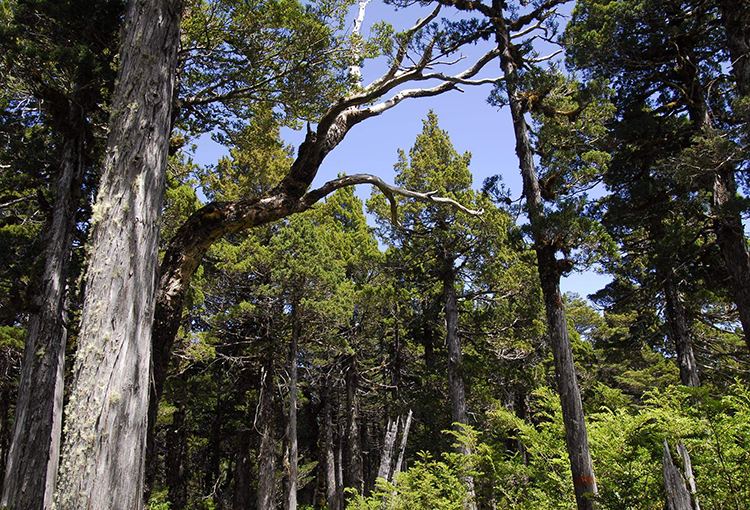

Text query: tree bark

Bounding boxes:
[54,1,183,507]
[712,168,750,352]
[392,410,412,483]
[442,255,477,510]
[345,357,364,497]
[257,354,277,510]
[377,417,399,482]
[720,0,750,126]
[234,414,254,510]
[663,440,698,510]
[324,378,340,510]
[336,421,344,507]
[498,24,598,509]
[676,441,700,510]
[442,260,470,430]
[166,403,187,509]
[663,278,700,387]
[286,302,300,510]
[2,106,84,510]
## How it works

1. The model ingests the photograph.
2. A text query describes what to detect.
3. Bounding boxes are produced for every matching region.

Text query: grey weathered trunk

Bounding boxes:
[2,111,84,510]
[345,357,364,497]
[663,278,700,387]
[336,422,344,506]
[676,441,700,510]
[499,27,598,509]
[0,380,10,489]
[54,1,183,507]
[392,410,412,483]
[663,440,699,510]
[537,248,599,508]
[257,356,277,510]
[443,262,469,430]
[442,257,477,510]
[324,379,340,510]
[287,303,300,510]
[377,417,400,482]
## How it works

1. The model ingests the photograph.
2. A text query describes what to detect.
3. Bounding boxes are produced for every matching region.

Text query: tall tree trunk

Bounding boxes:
[720,0,750,127]
[712,168,750,352]
[204,397,225,497]
[2,109,84,510]
[0,378,11,490]
[324,378,339,510]
[55,1,183,507]
[392,410,412,483]
[345,356,363,497]
[336,421,344,507]
[442,260,469,429]
[258,354,277,510]
[663,278,700,387]
[287,303,300,510]
[442,256,477,510]
[499,26,598,509]
[234,406,254,510]
[166,403,187,509]
[681,53,750,352]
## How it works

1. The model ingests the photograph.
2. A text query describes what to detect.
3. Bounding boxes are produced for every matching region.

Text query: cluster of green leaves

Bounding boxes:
[177,0,354,137]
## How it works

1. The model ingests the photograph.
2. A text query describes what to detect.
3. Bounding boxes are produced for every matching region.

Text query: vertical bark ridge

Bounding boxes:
[257,353,277,510]
[663,278,700,387]
[2,106,84,510]
[55,1,183,507]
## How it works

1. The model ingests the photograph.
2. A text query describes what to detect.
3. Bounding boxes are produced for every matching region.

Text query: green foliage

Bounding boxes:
[476,382,750,509]
[347,429,480,510]
[177,0,353,136]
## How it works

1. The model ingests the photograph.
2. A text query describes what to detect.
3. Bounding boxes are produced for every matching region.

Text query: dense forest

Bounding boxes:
[0,0,749,508]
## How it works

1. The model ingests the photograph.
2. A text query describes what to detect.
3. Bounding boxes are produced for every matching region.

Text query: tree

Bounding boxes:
[566,0,750,352]
[0,1,121,507]
[370,111,483,506]
[436,1,606,506]
[54,0,183,507]
[149,3,493,475]
[719,0,750,129]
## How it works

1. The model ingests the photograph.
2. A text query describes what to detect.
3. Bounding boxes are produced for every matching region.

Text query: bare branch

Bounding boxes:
[300,174,484,220]
[349,0,373,85]
[0,195,33,209]
[359,46,500,119]
[365,5,442,91]
[421,72,503,86]
[527,48,563,63]
[511,20,547,41]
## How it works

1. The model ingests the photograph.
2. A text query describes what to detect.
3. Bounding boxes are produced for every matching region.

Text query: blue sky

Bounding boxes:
[191,0,612,301]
